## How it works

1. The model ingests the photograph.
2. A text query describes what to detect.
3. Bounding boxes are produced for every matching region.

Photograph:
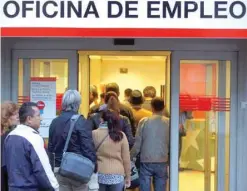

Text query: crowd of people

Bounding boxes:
[1,82,192,191]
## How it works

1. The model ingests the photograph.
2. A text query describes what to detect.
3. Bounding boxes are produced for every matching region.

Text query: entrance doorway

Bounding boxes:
[12,50,237,191]
[77,51,236,191]
[77,51,171,117]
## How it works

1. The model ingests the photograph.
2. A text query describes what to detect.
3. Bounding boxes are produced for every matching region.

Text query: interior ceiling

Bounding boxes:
[89,55,167,61]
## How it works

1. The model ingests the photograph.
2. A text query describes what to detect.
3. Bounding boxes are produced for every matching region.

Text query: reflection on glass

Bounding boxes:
[18,59,68,114]
[179,60,230,191]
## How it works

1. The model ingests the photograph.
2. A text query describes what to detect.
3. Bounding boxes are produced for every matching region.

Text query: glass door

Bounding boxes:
[12,50,78,102]
[11,50,78,141]
[170,51,237,191]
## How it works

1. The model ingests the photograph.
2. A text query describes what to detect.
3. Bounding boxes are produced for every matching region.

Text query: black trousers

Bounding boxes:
[1,167,8,191]
[179,135,183,158]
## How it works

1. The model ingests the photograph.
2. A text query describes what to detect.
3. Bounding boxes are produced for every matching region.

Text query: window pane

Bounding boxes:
[179,60,231,191]
[18,59,68,140]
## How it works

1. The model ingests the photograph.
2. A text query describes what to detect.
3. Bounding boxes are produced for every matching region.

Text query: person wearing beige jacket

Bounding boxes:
[92,107,131,191]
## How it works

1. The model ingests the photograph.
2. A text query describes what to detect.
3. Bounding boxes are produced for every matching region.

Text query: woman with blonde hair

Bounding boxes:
[1,101,19,191]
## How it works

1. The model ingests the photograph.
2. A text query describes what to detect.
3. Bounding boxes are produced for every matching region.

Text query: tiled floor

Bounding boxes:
[179,170,215,191]
[127,170,215,191]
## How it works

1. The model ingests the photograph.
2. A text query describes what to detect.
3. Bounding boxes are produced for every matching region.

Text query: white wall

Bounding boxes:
[97,58,167,101]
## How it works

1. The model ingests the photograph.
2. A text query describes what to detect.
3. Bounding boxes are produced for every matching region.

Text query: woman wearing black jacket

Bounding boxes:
[88,91,135,149]
[1,101,19,191]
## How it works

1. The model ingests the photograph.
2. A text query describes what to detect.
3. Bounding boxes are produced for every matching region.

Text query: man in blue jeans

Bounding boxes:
[130,97,170,191]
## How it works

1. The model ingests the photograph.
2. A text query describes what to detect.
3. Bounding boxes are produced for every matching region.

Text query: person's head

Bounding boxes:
[129,90,144,106]
[151,97,165,113]
[105,83,120,96]
[89,85,98,105]
[100,93,105,103]
[19,102,41,129]
[62,90,81,112]
[104,91,120,113]
[143,86,156,98]
[124,88,132,99]
[1,101,19,133]
[101,110,123,142]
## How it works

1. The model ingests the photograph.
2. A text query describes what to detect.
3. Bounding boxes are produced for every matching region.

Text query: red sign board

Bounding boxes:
[179,94,231,112]
[37,101,45,110]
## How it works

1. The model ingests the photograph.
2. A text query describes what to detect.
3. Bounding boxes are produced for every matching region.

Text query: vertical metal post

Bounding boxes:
[68,51,79,90]
[217,61,226,191]
[205,64,213,191]
[23,59,31,96]
[11,55,19,102]
[170,52,180,191]
[229,53,238,191]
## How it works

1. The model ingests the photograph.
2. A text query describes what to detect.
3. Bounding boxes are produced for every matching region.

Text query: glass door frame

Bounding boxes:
[11,50,78,102]
[170,51,238,191]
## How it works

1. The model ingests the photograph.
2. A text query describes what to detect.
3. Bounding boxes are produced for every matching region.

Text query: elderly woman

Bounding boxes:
[48,89,97,191]
[1,101,19,191]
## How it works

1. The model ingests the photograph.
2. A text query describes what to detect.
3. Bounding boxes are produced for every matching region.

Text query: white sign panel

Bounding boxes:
[30,77,56,138]
[1,0,247,29]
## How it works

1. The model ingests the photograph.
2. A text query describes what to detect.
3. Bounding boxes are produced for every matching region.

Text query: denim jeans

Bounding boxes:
[99,181,125,191]
[140,162,168,191]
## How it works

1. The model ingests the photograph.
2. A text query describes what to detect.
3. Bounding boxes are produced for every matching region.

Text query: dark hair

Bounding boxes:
[102,110,123,142]
[100,93,105,99]
[124,88,132,97]
[104,91,120,114]
[151,97,165,112]
[19,102,38,124]
[104,91,118,104]
[129,90,144,105]
[90,85,98,99]
[105,83,119,95]
[143,86,156,98]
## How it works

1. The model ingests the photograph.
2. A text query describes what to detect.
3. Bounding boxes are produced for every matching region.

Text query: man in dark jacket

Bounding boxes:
[89,83,136,136]
[3,102,59,191]
[48,89,96,191]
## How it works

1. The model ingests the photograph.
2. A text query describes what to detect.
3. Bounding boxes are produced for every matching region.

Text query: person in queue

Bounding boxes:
[123,88,132,107]
[129,90,152,135]
[92,108,131,191]
[131,97,170,191]
[89,91,135,149]
[1,101,19,191]
[143,86,170,117]
[142,86,156,111]
[99,93,105,105]
[3,102,59,191]
[90,85,99,109]
[48,89,97,191]
[89,83,136,141]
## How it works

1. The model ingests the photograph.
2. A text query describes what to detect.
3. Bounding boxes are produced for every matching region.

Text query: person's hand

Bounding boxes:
[125,178,131,188]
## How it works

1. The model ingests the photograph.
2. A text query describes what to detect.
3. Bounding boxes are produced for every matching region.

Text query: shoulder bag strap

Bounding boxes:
[63,114,81,153]
[95,134,108,151]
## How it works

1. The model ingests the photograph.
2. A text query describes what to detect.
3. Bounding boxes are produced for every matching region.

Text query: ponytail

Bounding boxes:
[102,110,123,142]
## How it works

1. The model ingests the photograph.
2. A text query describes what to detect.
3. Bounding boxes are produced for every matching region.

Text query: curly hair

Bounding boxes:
[143,86,156,98]
[1,101,18,133]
